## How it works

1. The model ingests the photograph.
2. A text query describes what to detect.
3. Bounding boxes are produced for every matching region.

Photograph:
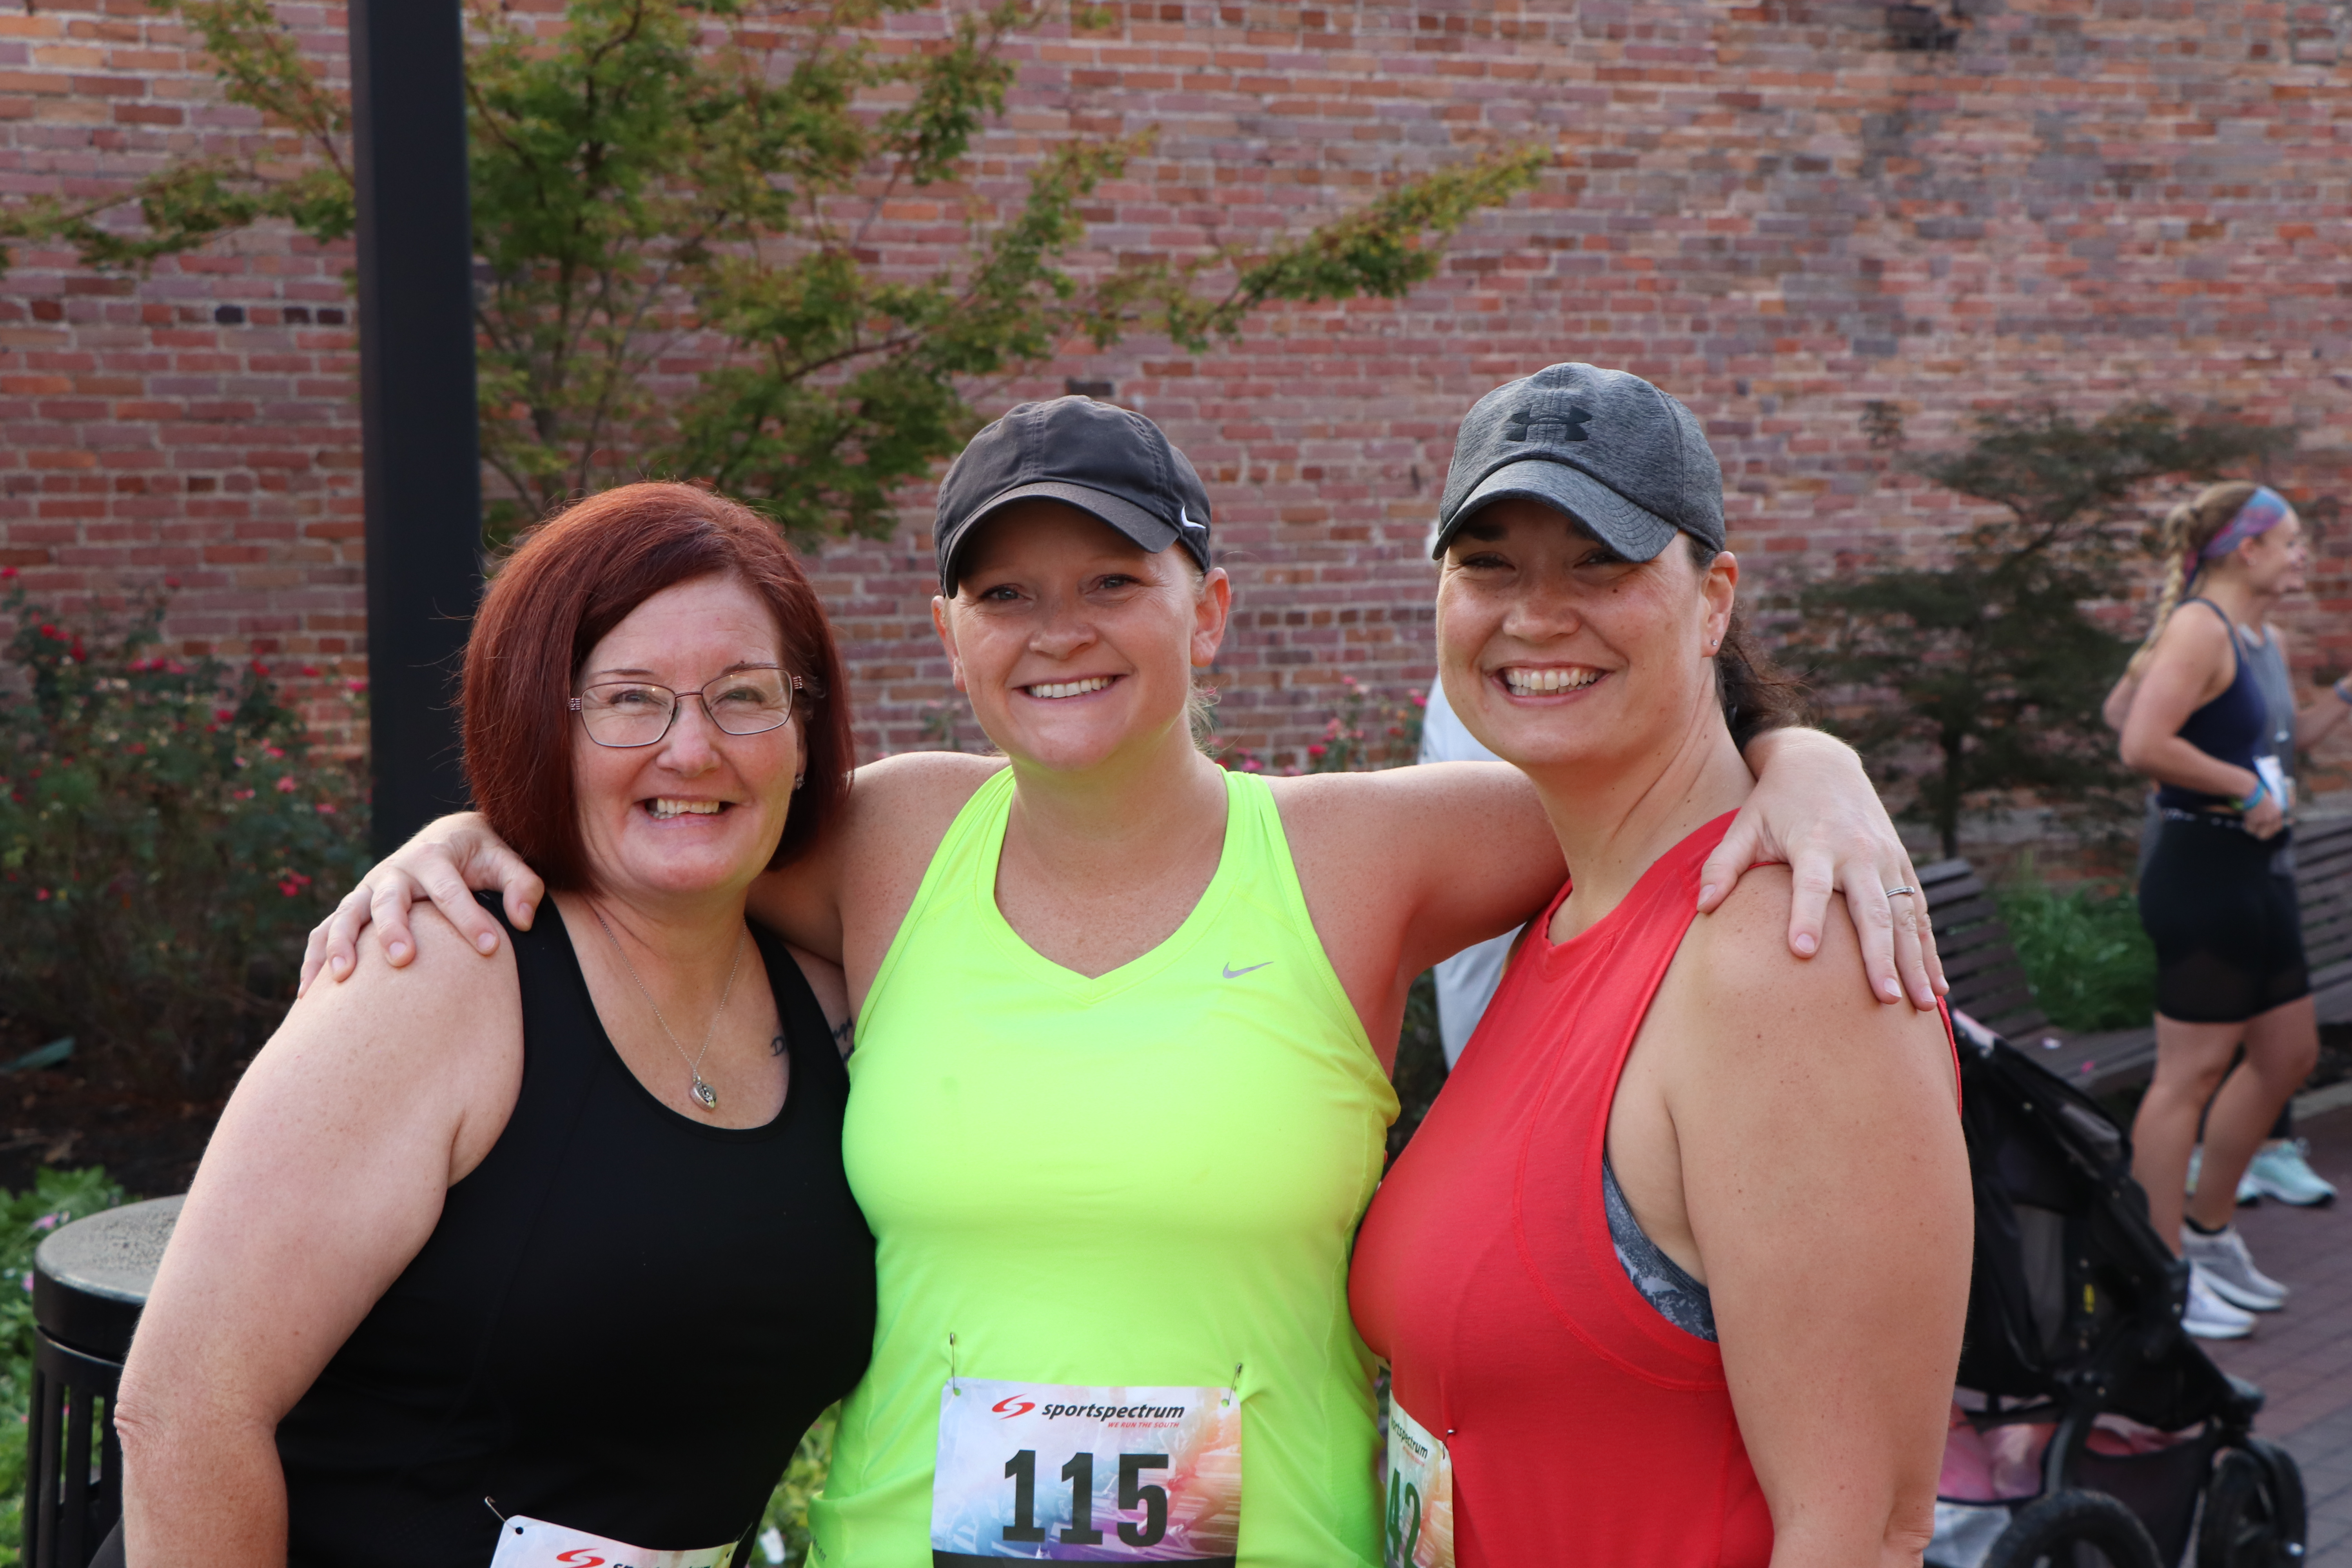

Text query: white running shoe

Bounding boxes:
[2243,1138,2338,1207]
[2183,1227,2287,1311]
[2184,1268,2256,1339]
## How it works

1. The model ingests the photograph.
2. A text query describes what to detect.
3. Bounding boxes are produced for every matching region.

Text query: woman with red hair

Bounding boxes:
[109,484,875,1566]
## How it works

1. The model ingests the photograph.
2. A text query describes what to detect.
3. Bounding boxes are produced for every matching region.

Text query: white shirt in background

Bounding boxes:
[1418,679,1521,1067]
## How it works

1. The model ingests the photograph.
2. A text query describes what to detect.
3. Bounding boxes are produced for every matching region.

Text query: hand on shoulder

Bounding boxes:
[1683,865,1953,1069]
[292,898,518,1030]
[272,900,525,1182]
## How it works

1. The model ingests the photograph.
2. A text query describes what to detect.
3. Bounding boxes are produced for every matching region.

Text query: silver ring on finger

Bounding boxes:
[1882,886,1917,898]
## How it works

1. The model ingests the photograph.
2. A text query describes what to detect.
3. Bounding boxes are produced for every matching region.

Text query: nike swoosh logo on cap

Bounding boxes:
[1221,961,1272,979]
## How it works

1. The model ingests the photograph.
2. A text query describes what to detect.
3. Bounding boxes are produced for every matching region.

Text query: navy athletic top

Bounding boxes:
[2156,599,2271,814]
[273,896,875,1566]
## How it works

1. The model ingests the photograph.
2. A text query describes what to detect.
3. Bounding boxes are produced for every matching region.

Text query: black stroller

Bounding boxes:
[1930,1011,2307,1568]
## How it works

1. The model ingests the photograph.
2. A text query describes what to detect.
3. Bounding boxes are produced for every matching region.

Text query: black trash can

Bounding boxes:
[25,1196,181,1568]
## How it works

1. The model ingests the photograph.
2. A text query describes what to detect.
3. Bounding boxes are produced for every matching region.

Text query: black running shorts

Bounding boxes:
[2138,815,2310,1025]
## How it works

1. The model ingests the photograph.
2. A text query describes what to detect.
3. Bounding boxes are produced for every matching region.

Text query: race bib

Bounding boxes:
[931,1377,1242,1565]
[486,1514,739,1568]
[2258,755,2290,812]
[1383,1403,1454,1568]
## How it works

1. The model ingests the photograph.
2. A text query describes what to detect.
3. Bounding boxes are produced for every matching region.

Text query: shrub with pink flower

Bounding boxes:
[1209,675,1427,777]
[0,583,368,1095]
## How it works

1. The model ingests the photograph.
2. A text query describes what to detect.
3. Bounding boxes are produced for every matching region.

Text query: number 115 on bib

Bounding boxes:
[931,1379,1241,1565]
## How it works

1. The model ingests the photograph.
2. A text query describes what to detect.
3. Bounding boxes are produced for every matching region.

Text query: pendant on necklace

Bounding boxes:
[691,1077,719,1111]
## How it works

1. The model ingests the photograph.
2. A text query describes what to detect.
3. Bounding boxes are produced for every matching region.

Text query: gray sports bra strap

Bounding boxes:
[1602,1158,1716,1342]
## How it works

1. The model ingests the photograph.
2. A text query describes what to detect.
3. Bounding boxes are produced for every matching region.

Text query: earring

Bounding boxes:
[793,773,806,791]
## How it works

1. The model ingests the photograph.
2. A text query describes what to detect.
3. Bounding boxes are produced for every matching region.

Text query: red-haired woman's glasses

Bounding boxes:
[569,668,802,749]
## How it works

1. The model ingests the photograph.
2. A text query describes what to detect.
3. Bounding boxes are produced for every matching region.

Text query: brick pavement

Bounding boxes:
[2202,1100,2352,1565]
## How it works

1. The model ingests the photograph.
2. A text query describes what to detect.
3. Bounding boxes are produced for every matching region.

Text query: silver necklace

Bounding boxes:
[590,906,745,1112]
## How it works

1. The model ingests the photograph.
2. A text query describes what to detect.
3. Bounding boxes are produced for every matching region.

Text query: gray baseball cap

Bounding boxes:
[1430,363,1724,562]
[934,396,1213,595]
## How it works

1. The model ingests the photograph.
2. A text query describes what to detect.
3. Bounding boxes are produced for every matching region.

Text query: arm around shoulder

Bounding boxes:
[1278,760,1563,978]
[1661,871,1971,1568]
[117,909,523,1563]
[750,749,1005,967]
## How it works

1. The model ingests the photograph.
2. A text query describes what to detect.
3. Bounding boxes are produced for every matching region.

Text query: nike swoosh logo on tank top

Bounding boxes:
[1221,961,1272,979]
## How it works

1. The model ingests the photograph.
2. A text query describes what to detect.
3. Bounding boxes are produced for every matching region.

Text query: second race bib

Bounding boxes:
[1383,1403,1454,1568]
[931,1377,1242,1565]
[486,1514,739,1568]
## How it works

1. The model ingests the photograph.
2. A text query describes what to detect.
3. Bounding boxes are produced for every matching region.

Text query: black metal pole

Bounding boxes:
[348,0,482,856]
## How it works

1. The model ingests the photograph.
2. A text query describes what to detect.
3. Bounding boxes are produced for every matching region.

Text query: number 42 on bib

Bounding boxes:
[1384,1404,1454,1568]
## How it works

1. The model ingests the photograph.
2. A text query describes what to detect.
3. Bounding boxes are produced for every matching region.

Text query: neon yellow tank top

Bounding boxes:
[811,766,1397,1567]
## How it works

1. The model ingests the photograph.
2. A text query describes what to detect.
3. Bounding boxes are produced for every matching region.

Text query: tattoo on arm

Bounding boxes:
[773,1021,854,1057]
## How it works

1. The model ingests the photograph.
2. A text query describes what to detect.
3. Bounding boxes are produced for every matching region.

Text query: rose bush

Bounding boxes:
[0,579,368,1095]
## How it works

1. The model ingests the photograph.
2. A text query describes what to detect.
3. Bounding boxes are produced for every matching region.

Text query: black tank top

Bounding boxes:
[275,896,875,1566]
[2155,599,2272,814]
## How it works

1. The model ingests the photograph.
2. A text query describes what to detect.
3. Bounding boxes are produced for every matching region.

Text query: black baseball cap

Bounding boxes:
[934,396,1213,594]
[1430,363,1725,563]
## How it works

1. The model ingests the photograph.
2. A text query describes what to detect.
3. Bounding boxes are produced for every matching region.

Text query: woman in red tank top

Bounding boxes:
[1349,364,1970,1568]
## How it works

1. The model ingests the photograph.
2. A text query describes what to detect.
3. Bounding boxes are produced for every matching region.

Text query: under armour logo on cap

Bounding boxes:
[1432,363,1724,564]
[1504,399,1594,445]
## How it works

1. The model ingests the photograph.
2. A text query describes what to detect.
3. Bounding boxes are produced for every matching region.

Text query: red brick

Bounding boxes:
[1,1,2350,769]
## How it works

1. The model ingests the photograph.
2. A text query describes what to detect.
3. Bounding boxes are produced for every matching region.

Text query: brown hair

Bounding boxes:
[1683,533,1805,748]
[2125,480,2265,677]
[463,482,853,891]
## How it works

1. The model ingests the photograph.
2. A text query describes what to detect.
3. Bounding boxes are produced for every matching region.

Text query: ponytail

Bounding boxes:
[2126,480,2261,676]
[1715,611,1807,750]
[1681,534,1805,748]
[2126,550,2193,680]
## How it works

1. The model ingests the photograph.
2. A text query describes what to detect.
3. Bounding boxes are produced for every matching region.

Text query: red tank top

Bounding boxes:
[1349,814,1773,1567]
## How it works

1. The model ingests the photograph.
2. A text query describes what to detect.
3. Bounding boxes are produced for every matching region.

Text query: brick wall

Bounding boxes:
[3,0,2349,774]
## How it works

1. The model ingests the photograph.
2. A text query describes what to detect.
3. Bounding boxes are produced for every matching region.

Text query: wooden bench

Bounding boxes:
[2297,813,2352,1017]
[1920,813,2352,1094]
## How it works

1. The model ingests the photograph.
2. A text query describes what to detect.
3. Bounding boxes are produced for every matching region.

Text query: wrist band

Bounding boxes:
[2239,777,2268,814]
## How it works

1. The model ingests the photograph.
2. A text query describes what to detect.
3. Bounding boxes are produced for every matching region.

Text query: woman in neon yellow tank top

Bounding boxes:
[308,399,1944,1566]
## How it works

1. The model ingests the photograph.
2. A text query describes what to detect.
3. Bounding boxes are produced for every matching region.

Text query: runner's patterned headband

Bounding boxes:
[2200,486,2291,561]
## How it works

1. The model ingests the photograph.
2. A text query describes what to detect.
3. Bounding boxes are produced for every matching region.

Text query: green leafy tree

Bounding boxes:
[2,0,1543,540]
[1786,402,2294,858]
